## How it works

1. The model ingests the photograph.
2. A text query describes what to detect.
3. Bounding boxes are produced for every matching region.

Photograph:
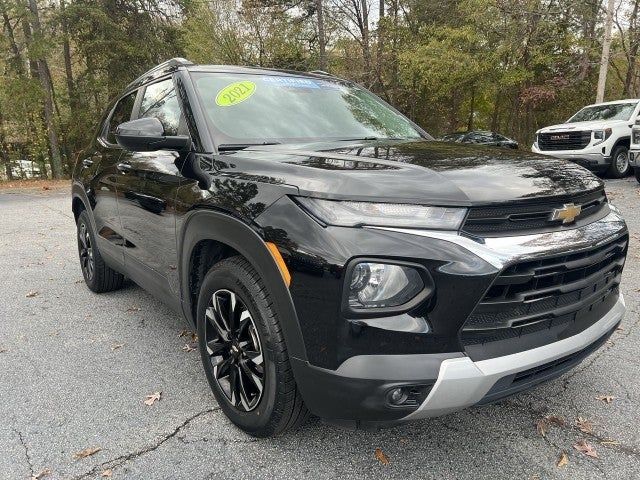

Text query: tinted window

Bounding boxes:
[107,91,136,143]
[139,78,182,136]
[192,73,422,145]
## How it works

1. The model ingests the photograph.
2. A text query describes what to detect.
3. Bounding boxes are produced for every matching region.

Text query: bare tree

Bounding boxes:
[315,0,327,70]
[596,0,615,102]
[26,0,63,178]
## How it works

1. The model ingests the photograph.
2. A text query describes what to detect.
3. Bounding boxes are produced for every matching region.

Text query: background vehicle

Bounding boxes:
[72,59,628,437]
[630,121,640,183]
[10,159,43,179]
[440,130,518,149]
[532,99,639,178]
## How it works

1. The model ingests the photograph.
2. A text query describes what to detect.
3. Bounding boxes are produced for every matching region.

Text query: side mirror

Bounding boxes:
[115,117,190,152]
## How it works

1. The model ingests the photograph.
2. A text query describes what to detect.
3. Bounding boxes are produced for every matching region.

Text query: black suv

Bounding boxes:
[72,58,628,437]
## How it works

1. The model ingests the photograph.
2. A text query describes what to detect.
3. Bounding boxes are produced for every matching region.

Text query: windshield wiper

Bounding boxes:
[218,142,280,152]
[335,137,410,142]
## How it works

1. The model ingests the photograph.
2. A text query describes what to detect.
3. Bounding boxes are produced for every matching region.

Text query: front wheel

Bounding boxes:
[607,146,630,178]
[197,256,309,437]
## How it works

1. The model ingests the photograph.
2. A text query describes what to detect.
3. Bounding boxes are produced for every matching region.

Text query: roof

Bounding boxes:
[584,99,640,107]
[124,58,340,92]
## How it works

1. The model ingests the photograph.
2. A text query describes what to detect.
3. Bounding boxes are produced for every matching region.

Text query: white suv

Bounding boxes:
[532,99,639,178]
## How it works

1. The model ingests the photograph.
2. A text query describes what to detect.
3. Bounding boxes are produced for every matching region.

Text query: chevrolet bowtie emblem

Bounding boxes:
[550,203,582,224]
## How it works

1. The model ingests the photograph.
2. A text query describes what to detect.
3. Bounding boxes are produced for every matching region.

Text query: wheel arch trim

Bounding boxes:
[178,209,308,362]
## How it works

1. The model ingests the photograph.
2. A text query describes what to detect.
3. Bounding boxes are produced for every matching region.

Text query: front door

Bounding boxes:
[115,77,187,305]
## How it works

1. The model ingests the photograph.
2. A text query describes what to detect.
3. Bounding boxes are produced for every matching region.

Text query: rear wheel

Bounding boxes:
[197,256,308,437]
[607,145,630,178]
[77,210,124,293]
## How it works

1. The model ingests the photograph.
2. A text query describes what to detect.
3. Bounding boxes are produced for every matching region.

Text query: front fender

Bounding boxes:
[177,209,308,362]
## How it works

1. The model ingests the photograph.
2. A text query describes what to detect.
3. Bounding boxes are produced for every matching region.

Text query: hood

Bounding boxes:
[219,140,603,205]
[538,119,629,132]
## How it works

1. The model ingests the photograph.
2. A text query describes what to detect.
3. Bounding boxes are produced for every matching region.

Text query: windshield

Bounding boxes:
[191,72,424,146]
[567,102,638,122]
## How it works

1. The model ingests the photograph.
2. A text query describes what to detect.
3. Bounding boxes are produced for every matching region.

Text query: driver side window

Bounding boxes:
[106,91,137,144]
[139,78,183,136]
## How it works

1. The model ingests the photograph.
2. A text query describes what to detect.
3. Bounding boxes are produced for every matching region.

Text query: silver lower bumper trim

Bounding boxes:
[406,294,625,419]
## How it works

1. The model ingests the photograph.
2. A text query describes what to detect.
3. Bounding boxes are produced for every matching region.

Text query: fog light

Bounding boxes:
[348,262,424,309]
[387,387,409,406]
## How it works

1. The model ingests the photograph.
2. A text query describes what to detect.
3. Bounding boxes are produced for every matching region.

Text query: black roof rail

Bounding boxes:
[125,57,194,92]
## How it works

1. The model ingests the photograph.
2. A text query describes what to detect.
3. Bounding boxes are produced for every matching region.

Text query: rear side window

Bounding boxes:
[106,91,137,144]
[139,78,182,136]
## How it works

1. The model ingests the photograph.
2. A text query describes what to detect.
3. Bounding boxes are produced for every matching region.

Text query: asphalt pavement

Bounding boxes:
[0,178,639,480]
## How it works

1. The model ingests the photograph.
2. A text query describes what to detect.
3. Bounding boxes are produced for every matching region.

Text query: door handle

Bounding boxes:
[117,162,132,172]
[81,158,93,168]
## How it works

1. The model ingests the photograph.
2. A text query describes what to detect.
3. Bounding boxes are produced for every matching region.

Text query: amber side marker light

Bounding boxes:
[265,242,292,287]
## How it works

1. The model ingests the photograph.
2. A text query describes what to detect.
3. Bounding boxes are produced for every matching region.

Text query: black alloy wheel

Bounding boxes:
[78,221,95,281]
[204,289,265,412]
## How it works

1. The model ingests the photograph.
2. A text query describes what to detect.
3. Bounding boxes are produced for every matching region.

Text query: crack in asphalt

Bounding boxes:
[72,408,220,479]
[14,427,35,478]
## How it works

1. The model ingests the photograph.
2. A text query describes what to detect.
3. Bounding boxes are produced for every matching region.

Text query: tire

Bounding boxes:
[76,210,124,293]
[197,256,309,437]
[606,145,630,178]
[635,167,640,184]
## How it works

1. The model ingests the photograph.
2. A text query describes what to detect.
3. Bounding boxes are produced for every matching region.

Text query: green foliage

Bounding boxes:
[0,0,638,178]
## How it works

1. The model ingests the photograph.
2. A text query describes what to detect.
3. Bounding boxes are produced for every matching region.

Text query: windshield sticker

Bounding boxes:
[215,81,256,107]
[262,76,320,89]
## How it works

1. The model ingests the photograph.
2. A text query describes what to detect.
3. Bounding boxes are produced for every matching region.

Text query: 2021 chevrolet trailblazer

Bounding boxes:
[72,59,628,437]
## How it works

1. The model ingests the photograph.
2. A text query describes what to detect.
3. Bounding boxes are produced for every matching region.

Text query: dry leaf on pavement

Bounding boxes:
[101,469,113,477]
[111,343,124,351]
[182,343,196,353]
[576,417,593,434]
[126,306,140,312]
[31,468,51,479]
[26,291,39,298]
[73,447,101,459]
[556,451,569,468]
[574,440,598,458]
[596,395,615,404]
[144,391,162,406]
[374,448,389,465]
[536,415,565,437]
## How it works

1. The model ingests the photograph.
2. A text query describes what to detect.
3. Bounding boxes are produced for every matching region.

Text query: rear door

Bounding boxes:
[115,77,187,303]
[82,90,139,268]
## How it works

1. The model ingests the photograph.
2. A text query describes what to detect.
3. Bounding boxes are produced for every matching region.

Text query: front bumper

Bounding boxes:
[407,294,624,419]
[288,209,627,425]
[630,149,640,167]
[531,145,611,170]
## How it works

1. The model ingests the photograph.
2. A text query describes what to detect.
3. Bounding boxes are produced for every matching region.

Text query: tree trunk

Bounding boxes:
[467,87,475,131]
[315,0,327,70]
[596,0,615,103]
[359,0,372,85]
[60,0,76,108]
[0,112,13,181]
[27,0,63,178]
[624,0,640,95]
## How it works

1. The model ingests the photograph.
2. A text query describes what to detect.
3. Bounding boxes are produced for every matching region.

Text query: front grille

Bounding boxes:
[462,188,608,237]
[538,131,591,151]
[461,234,628,361]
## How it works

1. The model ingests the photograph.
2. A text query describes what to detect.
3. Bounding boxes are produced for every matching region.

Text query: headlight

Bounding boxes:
[593,128,612,144]
[632,130,640,145]
[296,197,467,230]
[347,262,426,309]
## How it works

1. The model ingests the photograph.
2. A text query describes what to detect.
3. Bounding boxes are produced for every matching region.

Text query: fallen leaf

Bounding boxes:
[144,391,162,406]
[556,451,569,468]
[26,291,39,298]
[374,447,389,465]
[126,306,140,312]
[101,469,113,477]
[182,343,196,353]
[111,343,124,351]
[536,415,565,437]
[179,330,197,342]
[0,348,7,353]
[31,468,51,479]
[73,447,101,459]
[600,439,620,446]
[576,417,593,434]
[574,439,598,458]
[596,395,615,404]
